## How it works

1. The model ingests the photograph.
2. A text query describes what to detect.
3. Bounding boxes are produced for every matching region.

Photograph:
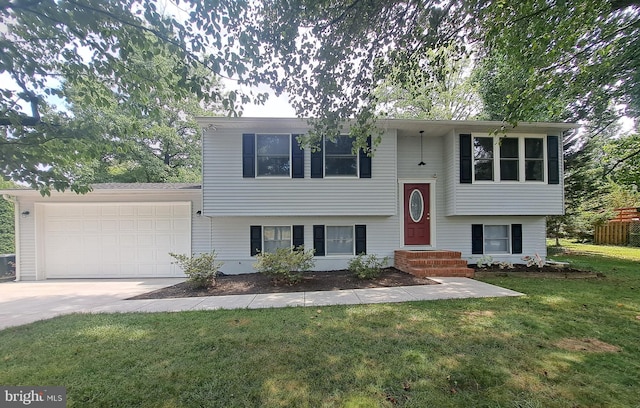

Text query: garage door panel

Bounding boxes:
[42,202,191,278]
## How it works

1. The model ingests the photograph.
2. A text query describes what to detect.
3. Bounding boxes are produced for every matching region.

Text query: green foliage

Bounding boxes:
[169,252,223,289]
[0,0,263,193]
[0,180,15,253]
[348,254,388,280]
[374,45,483,120]
[253,246,315,285]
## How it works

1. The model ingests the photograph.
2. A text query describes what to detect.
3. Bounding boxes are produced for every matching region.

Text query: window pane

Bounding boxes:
[263,226,291,253]
[485,225,508,239]
[256,135,290,176]
[325,135,357,176]
[257,134,289,155]
[525,160,544,181]
[484,225,509,254]
[325,135,353,155]
[500,160,519,181]
[325,157,357,176]
[257,157,290,176]
[474,160,493,181]
[500,138,519,158]
[525,138,544,159]
[473,137,493,159]
[326,226,354,255]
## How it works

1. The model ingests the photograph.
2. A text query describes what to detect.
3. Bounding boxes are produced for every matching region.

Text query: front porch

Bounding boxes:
[394,250,475,278]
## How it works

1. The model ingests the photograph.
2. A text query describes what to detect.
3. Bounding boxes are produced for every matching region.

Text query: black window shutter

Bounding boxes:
[511,224,523,254]
[471,224,484,254]
[355,225,367,255]
[359,136,372,178]
[250,225,262,256]
[291,134,304,178]
[311,148,323,178]
[293,225,304,248]
[242,133,255,178]
[460,134,472,184]
[547,135,560,184]
[313,225,325,256]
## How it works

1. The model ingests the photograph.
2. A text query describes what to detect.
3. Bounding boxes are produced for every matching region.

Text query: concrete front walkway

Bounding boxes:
[0,278,523,330]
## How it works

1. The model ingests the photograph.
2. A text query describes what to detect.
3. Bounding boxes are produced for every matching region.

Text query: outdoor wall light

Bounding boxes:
[418,130,426,166]
[196,210,202,216]
[21,210,30,218]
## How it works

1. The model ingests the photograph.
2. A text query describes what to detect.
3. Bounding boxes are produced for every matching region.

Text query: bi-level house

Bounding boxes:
[1,117,575,280]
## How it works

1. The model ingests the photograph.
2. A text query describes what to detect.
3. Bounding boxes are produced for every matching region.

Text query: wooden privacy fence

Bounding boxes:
[594,221,640,246]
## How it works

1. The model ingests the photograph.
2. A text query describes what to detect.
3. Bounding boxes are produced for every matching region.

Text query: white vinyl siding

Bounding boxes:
[202,128,397,216]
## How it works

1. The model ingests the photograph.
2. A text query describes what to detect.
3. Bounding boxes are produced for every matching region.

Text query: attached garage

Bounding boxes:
[1,183,210,281]
[38,202,191,278]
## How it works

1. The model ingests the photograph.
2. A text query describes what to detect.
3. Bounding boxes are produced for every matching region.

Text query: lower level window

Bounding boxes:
[484,225,510,254]
[326,226,354,255]
[263,226,291,253]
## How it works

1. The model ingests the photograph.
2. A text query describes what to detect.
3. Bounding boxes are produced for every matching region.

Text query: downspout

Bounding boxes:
[2,194,19,281]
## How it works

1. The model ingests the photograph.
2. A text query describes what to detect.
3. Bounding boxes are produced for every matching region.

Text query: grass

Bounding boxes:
[1,242,639,407]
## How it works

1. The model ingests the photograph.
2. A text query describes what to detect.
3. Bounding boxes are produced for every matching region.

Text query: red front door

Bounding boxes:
[404,183,431,245]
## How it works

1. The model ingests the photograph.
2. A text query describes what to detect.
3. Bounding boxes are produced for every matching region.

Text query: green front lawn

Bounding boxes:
[1,243,639,407]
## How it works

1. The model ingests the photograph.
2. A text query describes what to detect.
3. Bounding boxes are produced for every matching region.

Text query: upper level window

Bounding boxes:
[325,135,358,177]
[472,135,545,182]
[473,137,494,181]
[256,134,290,177]
[525,138,544,181]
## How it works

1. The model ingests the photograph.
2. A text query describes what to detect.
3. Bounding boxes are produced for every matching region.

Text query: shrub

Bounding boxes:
[475,255,494,268]
[170,251,223,289]
[253,246,315,285]
[348,253,388,280]
[522,253,545,268]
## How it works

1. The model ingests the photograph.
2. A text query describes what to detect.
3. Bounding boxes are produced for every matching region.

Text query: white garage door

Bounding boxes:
[41,202,191,278]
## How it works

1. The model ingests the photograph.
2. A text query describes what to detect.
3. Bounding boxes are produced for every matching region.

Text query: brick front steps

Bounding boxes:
[394,250,475,278]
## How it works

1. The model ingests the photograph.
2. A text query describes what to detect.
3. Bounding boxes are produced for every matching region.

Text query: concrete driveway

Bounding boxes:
[0,279,184,330]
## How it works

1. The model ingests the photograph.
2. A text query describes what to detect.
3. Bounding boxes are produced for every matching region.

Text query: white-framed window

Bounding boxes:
[473,136,494,181]
[473,135,546,182]
[324,135,358,177]
[256,134,290,177]
[525,138,544,181]
[263,226,291,253]
[326,225,354,255]
[484,225,510,254]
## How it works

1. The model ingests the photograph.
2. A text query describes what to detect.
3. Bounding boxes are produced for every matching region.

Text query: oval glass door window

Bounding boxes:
[409,189,424,222]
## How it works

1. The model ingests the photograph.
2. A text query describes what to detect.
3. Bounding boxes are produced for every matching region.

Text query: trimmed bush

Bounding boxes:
[170,251,223,288]
[348,253,388,280]
[253,246,315,285]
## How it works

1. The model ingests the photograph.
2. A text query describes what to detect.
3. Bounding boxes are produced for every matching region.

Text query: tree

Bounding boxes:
[0,179,15,253]
[249,0,640,143]
[65,49,223,184]
[0,0,262,192]
[374,46,483,120]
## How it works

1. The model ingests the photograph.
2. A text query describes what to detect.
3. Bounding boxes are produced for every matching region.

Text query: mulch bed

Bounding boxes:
[128,267,438,299]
